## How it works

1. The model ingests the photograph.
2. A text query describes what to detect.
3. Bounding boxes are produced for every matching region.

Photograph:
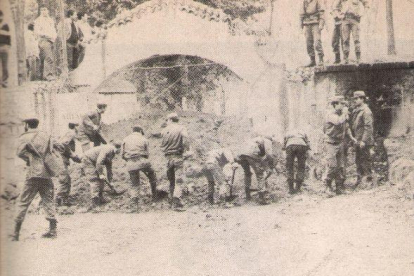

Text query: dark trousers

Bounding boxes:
[286,145,308,183]
[15,178,56,224]
[304,24,324,57]
[67,42,80,70]
[128,167,157,199]
[342,20,361,56]
[0,45,9,85]
[332,24,342,54]
[26,56,40,81]
[355,146,372,179]
[39,38,55,79]
[238,155,266,199]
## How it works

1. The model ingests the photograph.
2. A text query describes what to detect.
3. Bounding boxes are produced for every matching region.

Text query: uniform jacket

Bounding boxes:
[161,123,188,155]
[324,109,349,144]
[78,110,102,136]
[238,136,274,159]
[283,130,310,149]
[206,148,235,168]
[16,129,53,179]
[122,132,149,159]
[300,0,325,25]
[333,0,369,20]
[350,103,374,145]
[83,145,116,179]
[59,129,79,161]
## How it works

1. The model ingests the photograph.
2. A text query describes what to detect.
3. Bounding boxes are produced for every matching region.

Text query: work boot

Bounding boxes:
[288,179,295,195]
[305,56,316,67]
[10,221,22,241]
[334,53,341,64]
[171,197,185,211]
[325,179,334,192]
[356,52,361,64]
[318,54,324,66]
[257,191,269,205]
[343,53,349,64]
[88,197,100,211]
[207,194,214,205]
[296,180,303,193]
[335,180,345,195]
[42,220,57,239]
[56,197,62,207]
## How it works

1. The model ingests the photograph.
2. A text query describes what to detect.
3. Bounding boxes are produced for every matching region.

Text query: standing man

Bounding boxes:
[300,0,325,67]
[324,96,356,195]
[204,148,238,204]
[122,125,158,207]
[350,91,374,187]
[64,10,83,70]
[34,5,57,80]
[11,117,58,241]
[0,10,11,87]
[331,1,343,64]
[161,113,190,209]
[82,142,121,209]
[25,23,40,81]
[283,128,311,194]
[333,0,369,64]
[76,12,93,66]
[235,136,275,204]
[77,103,108,152]
[56,122,82,207]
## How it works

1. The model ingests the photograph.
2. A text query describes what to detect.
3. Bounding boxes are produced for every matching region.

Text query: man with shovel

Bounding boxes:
[82,141,122,210]
[204,148,238,204]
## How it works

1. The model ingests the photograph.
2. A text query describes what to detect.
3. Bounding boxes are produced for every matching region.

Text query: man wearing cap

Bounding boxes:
[81,141,121,209]
[300,0,325,67]
[11,117,58,241]
[235,135,276,204]
[56,122,82,206]
[161,113,190,209]
[204,148,238,204]
[324,95,356,195]
[78,103,108,152]
[350,90,374,186]
[283,128,311,194]
[122,125,158,207]
[333,0,369,64]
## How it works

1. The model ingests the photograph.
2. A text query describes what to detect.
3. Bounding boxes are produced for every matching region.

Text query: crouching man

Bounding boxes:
[82,141,121,209]
[235,136,276,205]
[11,117,58,241]
[204,148,238,204]
[122,125,158,207]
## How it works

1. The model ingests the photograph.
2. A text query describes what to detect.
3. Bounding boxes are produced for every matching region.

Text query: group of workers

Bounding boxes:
[10,89,374,241]
[300,0,370,66]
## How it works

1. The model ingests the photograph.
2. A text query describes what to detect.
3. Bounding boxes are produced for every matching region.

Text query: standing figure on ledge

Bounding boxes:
[300,0,325,67]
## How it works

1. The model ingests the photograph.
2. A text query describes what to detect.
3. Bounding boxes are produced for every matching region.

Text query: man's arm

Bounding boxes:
[361,110,374,143]
[303,134,311,150]
[299,1,305,28]
[326,112,347,126]
[96,148,111,176]
[82,111,99,131]
[16,139,30,164]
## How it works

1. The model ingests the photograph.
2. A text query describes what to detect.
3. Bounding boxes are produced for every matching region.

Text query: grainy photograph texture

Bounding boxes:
[0,0,413,275]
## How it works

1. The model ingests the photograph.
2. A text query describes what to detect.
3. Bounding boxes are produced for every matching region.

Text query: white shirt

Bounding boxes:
[77,21,94,43]
[34,15,57,41]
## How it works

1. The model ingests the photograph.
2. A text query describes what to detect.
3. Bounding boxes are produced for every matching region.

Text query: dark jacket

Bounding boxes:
[16,130,53,179]
[350,103,374,145]
[161,123,188,155]
[78,110,102,136]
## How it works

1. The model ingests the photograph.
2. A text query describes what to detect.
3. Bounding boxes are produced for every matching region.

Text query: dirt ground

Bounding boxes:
[1,185,413,276]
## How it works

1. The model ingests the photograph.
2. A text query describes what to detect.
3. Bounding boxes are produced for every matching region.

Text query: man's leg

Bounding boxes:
[296,146,308,192]
[248,157,268,204]
[285,146,295,194]
[12,179,39,241]
[38,179,57,238]
[39,39,55,79]
[352,22,361,62]
[312,24,324,65]
[204,166,216,204]
[341,22,351,63]
[142,166,158,200]
[360,147,373,179]
[0,47,9,86]
[332,24,342,63]
[325,144,340,191]
[304,25,316,66]
[211,163,230,200]
[67,43,74,70]
[56,160,71,206]
[128,170,141,202]
[355,146,364,184]
[239,158,252,200]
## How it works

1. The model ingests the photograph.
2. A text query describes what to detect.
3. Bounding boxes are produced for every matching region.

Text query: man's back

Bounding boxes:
[161,123,187,155]
[122,133,149,159]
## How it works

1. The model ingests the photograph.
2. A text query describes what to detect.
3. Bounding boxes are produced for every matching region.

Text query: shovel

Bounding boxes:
[103,179,126,196]
[226,167,238,201]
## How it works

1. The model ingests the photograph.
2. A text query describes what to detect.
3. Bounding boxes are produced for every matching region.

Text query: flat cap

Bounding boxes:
[22,117,39,123]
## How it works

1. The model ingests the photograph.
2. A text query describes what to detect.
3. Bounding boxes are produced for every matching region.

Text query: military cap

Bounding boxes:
[352,90,367,98]
[167,112,179,120]
[329,95,346,104]
[22,117,39,124]
[97,103,108,109]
